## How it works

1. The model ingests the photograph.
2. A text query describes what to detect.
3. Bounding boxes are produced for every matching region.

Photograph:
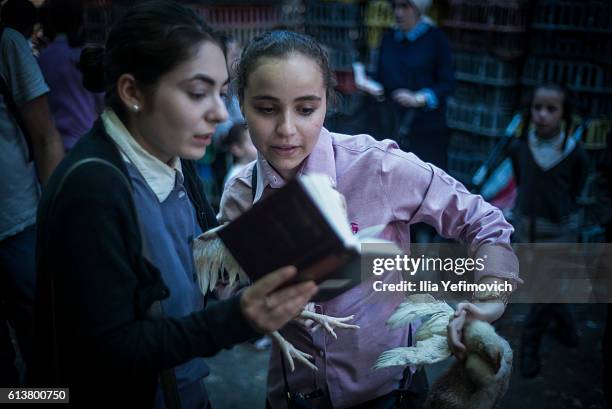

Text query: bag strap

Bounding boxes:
[279,349,293,405]
[47,158,182,409]
[251,162,257,201]
[0,24,35,162]
[251,165,297,405]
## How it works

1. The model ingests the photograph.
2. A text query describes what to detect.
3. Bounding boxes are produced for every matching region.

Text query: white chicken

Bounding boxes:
[373,294,513,409]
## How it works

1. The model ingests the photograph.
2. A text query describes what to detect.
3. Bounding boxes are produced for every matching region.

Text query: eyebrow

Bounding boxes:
[250,95,322,102]
[185,74,230,86]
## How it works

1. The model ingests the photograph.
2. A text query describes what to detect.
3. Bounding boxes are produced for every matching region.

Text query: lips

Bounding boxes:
[271,145,299,157]
[194,133,213,146]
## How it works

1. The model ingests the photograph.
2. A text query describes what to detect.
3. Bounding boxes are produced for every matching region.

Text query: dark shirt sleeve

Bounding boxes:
[47,165,257,373]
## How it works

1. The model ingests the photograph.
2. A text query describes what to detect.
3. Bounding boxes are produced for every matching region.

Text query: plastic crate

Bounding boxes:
[329,91,362,116]
[453,82,520,109]
[366,27,387,49]
[306,26,363,47]
[446,97,516,137]
[580,93,612,118]
[449,131,498,158]
[522,57,612,94]
[447,152,484,185]
[444,0,529,33]
[532,0,612,33]
[583,119,611,150]
[221,27,274,46]
[195,5,281,29]
[365,0,394,27]
[453,52,521,86]
[327,47,359,70]
[278,2,305,30]
[305,1,363,28]
[334,70,357,94]
[444,27,526,60]
[530,30,612,64]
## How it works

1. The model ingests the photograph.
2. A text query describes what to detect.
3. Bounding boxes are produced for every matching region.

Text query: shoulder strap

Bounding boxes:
[47,158,182,409]
[251,162,257,201]
[0,25,35,162]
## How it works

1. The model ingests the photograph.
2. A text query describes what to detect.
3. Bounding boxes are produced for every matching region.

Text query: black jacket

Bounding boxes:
[510,138,589,222]
[33,119,257,407]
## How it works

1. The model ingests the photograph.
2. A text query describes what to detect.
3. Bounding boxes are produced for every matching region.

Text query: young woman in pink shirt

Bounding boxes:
[219,31,520,409]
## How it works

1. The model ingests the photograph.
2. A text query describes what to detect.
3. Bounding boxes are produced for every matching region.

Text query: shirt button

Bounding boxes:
[178,191,185,198]
[272,176,278,183]
[319,350,325,358]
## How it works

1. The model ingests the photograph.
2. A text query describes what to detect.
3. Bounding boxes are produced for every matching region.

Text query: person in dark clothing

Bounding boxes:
[32,2,317,407]
[375,0,454,170]
[0,0,37,39]
[598,131,612,408]
[510,84,589,379]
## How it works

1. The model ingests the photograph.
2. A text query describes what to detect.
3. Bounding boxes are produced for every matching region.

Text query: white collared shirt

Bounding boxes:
[101,108,183,202]
[528,130,576,171]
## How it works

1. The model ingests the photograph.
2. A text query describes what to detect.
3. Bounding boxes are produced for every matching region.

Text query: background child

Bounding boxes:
[221,121,257,187]
[510,83,589,378]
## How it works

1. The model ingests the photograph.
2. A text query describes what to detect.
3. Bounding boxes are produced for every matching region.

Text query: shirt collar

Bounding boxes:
[101,108,183,202]
[253,127,337,203]
[528,129,576,171]
[528,129,564,148]
[394,18,431,42]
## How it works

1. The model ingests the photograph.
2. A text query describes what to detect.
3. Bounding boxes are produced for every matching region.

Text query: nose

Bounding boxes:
[533,108,546,120]
[276,112,297,138]
[205,93,229,124]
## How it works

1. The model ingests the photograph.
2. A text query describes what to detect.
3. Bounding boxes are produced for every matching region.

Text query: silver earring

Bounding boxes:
[132,104,140,112]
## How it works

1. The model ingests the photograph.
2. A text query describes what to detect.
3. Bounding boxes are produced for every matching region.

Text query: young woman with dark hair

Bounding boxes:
[33,2,317,407]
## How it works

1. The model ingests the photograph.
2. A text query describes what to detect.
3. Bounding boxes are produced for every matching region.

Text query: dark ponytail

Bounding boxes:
[78,44,105,93]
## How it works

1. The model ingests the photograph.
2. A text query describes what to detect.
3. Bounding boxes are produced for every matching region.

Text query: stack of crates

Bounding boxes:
[193,3,287,47]
[526,0,611,151]
[82,0,133,43]
[305,0,366,115]
[443,0,529,185]
[364,0,394,72]
[526,0,612,242]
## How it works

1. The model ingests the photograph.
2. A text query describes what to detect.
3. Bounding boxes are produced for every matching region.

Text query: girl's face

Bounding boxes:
[131,41,229,163]
[242,53,327,180]
[531,88,564,139]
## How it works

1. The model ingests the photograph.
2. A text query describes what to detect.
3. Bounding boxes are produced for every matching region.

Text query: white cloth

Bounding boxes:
[528,130,576,171]
[101,108,182,202]
[409,0,432,15]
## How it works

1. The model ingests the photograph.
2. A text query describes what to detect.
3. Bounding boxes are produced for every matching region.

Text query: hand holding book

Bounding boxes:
[240,266,318,334]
